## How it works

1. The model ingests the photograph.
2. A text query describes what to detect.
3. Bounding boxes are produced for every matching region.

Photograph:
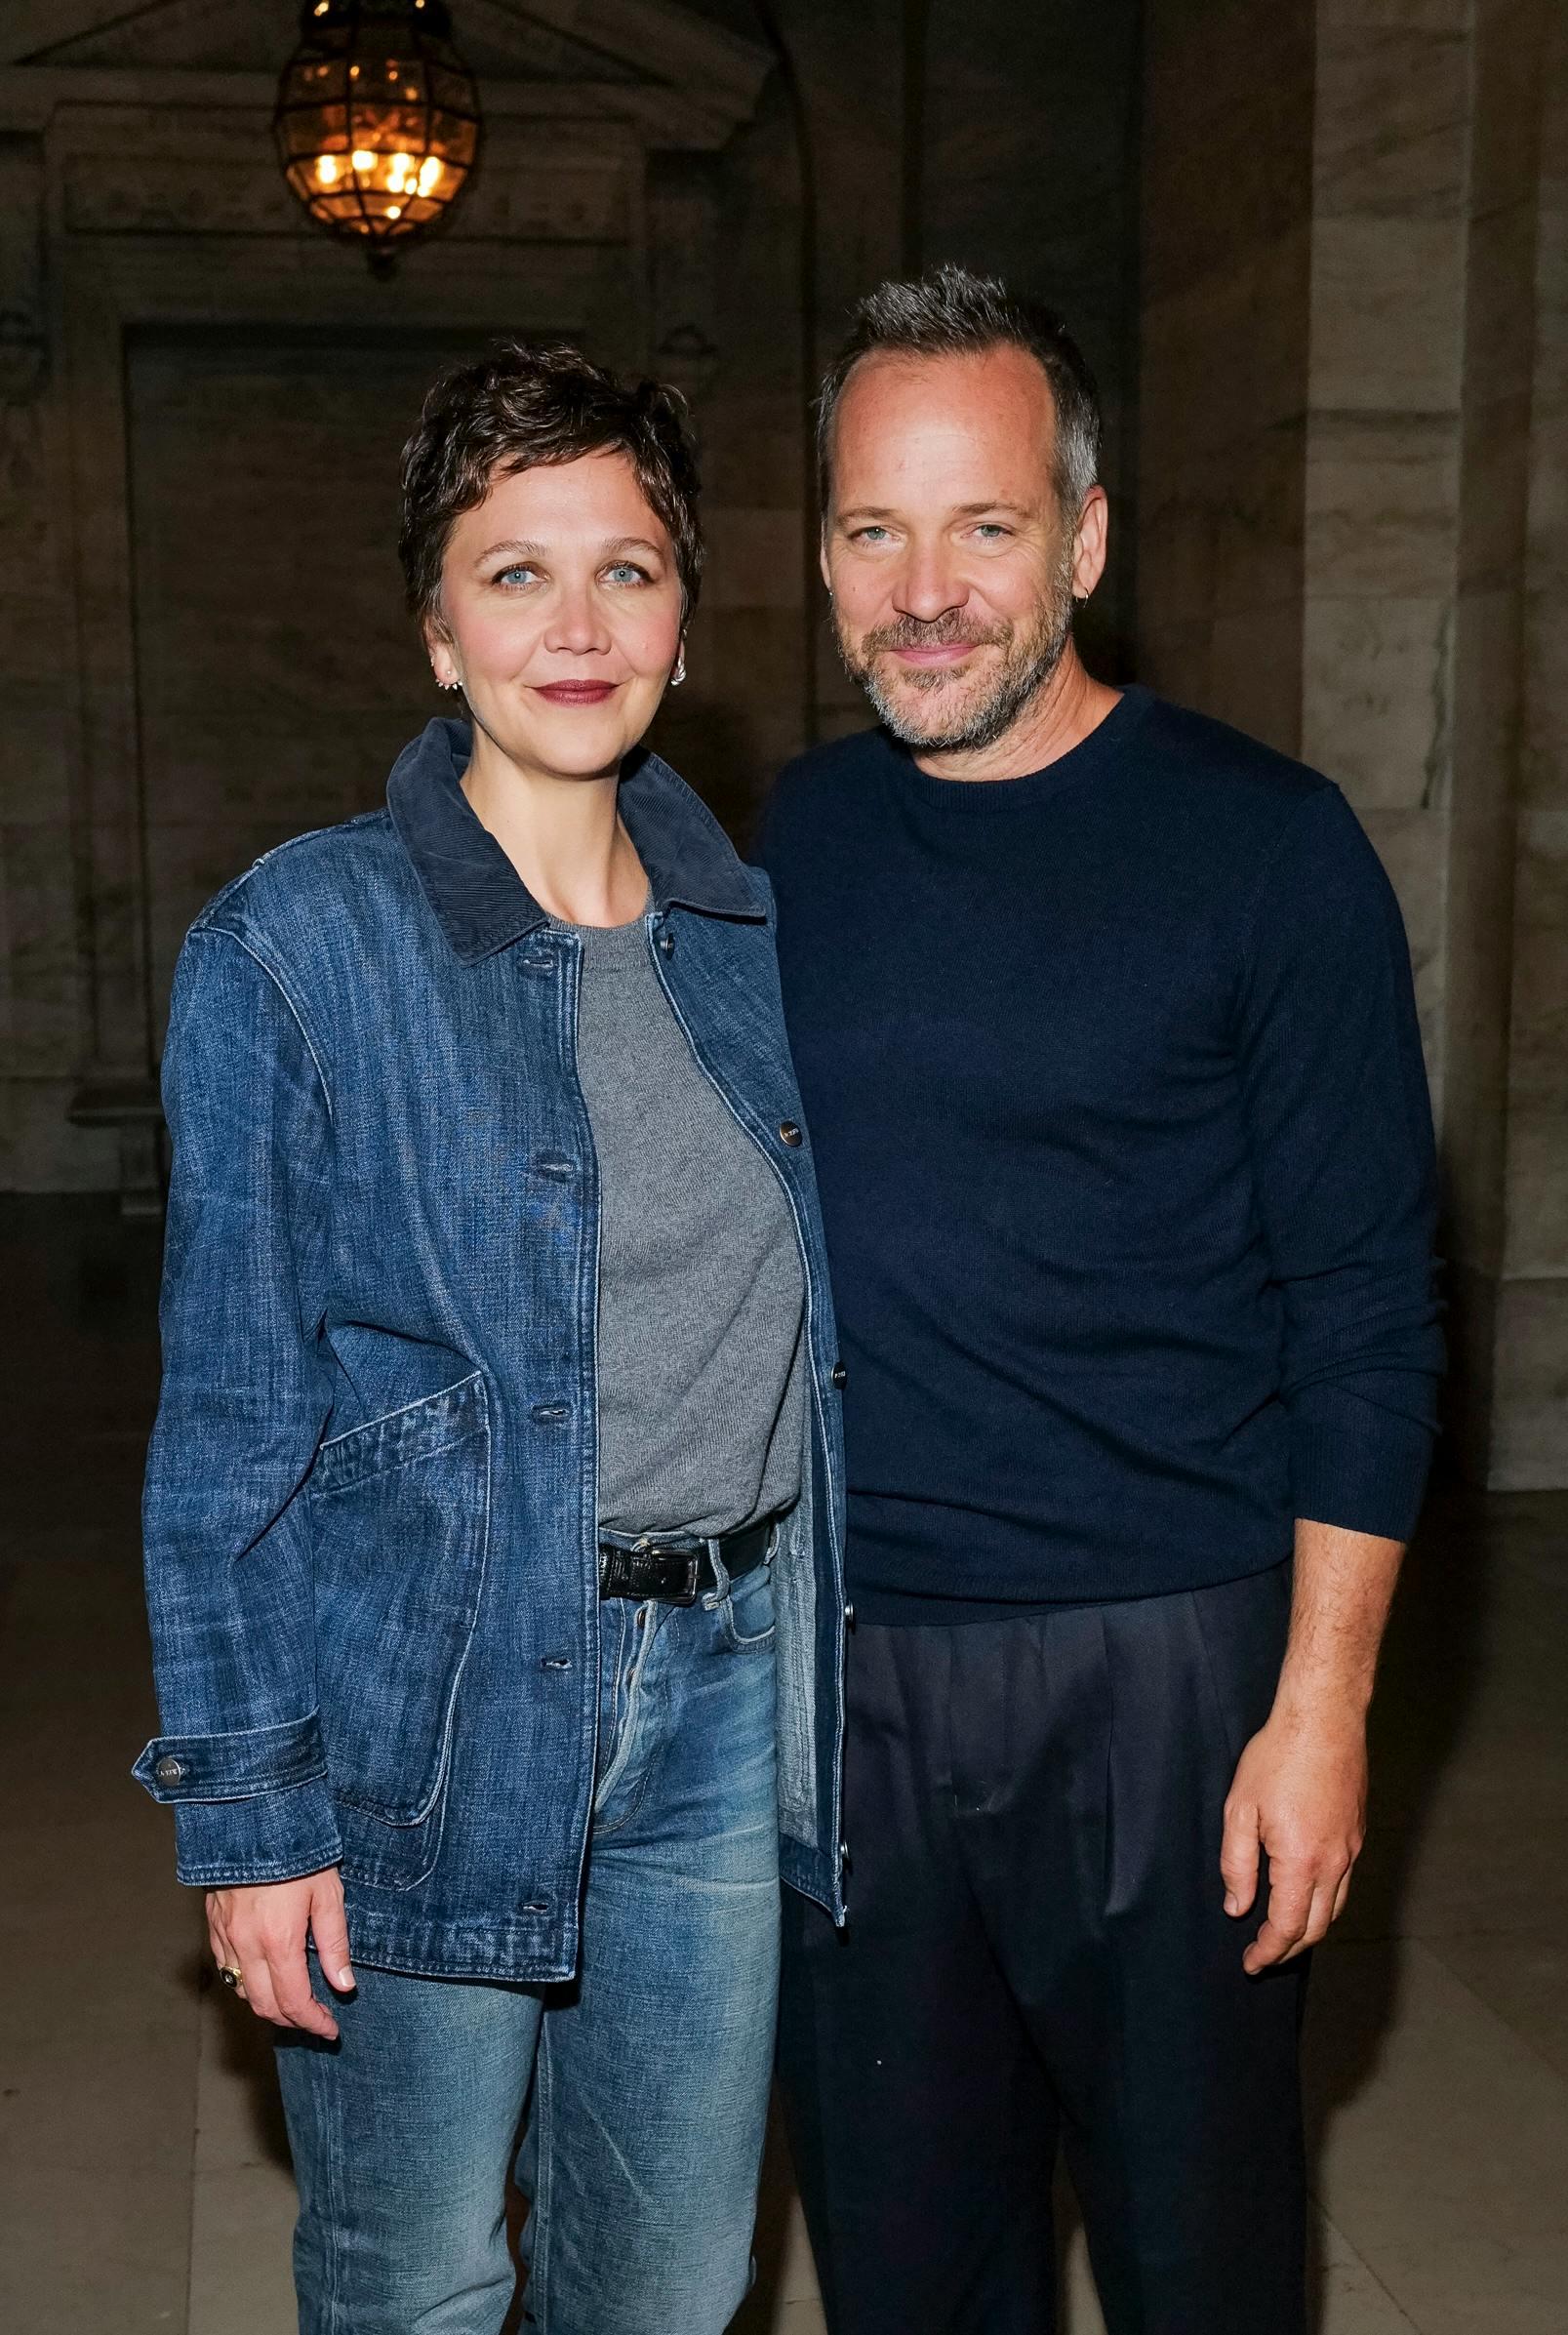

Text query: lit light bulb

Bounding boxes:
[351,148,375,172]
[418,156,443,195]
[386,205,402,220]
[316,154,341,185]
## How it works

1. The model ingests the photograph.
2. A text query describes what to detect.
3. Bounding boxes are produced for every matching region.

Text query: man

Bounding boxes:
[757,265,1443,2335]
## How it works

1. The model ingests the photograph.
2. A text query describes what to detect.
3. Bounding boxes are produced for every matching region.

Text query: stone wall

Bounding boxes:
[1139,0,1568,1486]
[0,0,1148,1189]
[922,0,1143,680]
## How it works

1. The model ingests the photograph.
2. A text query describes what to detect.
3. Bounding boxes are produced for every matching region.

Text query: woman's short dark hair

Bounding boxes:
[817,262,1103,519]
[399,340,704,629]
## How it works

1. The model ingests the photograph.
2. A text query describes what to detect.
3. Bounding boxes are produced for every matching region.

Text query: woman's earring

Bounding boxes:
[434,673,461,692]
[670,650,686,689]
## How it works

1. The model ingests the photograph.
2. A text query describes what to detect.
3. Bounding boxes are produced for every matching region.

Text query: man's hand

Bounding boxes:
[1220,1703,1367,1974]
[206,1868,354,2039]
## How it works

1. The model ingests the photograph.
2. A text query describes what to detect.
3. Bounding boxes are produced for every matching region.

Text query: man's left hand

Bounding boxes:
[1219,1704,1368,1975]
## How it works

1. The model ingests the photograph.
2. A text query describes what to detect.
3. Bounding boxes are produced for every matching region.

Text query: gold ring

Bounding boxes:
[219,1964,244,1992]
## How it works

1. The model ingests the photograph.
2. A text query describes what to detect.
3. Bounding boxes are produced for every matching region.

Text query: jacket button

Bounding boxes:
[659,930,676,956]
[154,1755,183,1787]
[843,1601,856,1630]
[839,1839,852,1874]
[778,1121,803,1147]
[829,1361,847,1389]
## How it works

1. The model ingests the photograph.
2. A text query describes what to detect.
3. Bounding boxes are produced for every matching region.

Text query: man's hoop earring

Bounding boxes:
[670,651,686,689]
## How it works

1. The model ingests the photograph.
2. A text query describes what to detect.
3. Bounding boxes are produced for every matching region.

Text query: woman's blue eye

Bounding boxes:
[497,564,539,586]
[605,562,649,584]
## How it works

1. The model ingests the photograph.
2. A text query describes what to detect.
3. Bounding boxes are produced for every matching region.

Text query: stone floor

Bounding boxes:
[2,1196,1565,2334]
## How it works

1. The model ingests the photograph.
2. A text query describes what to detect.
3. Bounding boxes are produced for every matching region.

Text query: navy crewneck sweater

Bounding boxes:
[757,687,1443,1621]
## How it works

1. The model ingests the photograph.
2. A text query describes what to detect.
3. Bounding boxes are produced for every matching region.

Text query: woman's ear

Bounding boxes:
[423,615,460,693]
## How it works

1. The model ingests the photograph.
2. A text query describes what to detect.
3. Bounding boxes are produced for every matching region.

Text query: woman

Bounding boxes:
[134,342,848,2333]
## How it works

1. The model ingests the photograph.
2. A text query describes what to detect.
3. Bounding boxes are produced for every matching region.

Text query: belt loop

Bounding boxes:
[703,1533,731,1611]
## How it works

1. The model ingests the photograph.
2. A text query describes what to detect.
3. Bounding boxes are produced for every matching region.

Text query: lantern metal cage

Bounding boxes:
[274,0,482,267]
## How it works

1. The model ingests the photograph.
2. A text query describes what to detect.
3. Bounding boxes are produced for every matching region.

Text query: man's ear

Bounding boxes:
[819,525,832,593]
[1071,485,1110,600]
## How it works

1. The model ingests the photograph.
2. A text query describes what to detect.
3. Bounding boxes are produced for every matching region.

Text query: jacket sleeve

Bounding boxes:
[1236,785,1444,1543]
[132,925,342,1886]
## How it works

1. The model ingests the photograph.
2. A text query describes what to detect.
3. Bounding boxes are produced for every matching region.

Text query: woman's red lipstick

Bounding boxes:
[536,680,617,705]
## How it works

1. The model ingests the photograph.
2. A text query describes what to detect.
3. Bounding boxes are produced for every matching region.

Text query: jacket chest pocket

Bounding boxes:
[308,1373,491,1852]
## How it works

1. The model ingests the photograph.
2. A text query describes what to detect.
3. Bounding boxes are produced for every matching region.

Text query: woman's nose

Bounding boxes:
[544,585,611,657]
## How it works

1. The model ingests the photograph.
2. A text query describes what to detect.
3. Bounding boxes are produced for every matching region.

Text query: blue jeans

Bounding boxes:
[275,1555,780,2333]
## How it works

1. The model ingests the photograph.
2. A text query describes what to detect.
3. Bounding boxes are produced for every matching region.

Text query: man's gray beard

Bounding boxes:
[837,573,1077,756]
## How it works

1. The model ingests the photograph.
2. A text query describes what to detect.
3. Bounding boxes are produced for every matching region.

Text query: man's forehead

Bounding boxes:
[838,342,1056,423]
[829,349,1057,512]
[830,347,1058,485]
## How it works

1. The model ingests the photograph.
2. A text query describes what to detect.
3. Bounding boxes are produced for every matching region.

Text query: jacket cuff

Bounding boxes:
[1289,1385,1437,1544]
[169,1779,342,1888]
[132,1712,342,1888]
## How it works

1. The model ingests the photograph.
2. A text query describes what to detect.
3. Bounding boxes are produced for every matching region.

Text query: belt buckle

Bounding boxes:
[632,1536,703,1607]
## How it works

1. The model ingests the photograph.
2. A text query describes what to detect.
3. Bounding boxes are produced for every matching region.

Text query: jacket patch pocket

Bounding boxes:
[309,1373,490,1851]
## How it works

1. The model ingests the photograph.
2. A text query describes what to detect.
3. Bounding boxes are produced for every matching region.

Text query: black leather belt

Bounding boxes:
[597,1515,776,1606]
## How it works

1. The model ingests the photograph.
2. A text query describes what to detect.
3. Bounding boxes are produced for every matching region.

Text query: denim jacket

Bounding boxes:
[134,719,848,1981]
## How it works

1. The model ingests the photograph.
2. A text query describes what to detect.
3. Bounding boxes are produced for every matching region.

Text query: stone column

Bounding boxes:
[1490,1,1568,1483]
[1138,0,1565,1486]
[1137,0,1317,755]
[0,132,113,1188]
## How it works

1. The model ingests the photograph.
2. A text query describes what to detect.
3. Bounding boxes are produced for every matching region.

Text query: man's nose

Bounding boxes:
[892,544,966,624]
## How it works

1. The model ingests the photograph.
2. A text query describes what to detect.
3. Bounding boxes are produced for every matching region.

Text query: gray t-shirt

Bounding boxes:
[558,908,806,1539]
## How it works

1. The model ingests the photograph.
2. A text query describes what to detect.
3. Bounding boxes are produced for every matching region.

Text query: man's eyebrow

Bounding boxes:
[832,500,1037,524]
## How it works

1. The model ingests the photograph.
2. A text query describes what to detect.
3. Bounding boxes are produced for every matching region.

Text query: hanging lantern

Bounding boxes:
[274,0,482,270]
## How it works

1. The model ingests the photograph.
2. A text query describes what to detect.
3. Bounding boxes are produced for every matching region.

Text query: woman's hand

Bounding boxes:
[206,1868,354,2039]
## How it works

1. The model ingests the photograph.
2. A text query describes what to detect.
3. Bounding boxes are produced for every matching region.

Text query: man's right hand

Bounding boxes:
[206,1868,354,2039]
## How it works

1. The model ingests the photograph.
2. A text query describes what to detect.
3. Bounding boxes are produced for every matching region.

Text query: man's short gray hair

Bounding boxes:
[817,262,1103,519]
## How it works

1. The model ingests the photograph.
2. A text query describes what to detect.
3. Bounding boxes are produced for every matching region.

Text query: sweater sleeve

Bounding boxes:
[1235,785,1444,1542]
[132,926,342,1885]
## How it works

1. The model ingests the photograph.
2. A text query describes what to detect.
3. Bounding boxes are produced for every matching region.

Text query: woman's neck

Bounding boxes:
[461,725,648,928]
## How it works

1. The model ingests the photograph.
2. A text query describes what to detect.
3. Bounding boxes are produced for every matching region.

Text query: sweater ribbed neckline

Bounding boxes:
[883,682,1153,814]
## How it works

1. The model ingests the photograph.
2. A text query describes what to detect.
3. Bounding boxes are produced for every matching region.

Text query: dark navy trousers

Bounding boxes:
[778,1563,1307,2335]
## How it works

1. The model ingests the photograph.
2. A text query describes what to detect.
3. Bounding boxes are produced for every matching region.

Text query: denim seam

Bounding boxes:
[601,1599,626,1760]
[163,1764,328,1806]
[647,947,842,1872]
[190,925,335,1123]
[326,1380,493,1837]
[592,1610,670,1838]
[532,2014,557,2332]
[177,1851,339,1888]
[591,1601,653,1822]
[317,1370,482,1452]
[718,1565,777,1654]
[313,1995,346,2333]
[309,1427,484,1500]
[152,1711,321,1748]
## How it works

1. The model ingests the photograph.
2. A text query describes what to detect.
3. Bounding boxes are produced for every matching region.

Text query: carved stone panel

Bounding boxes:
[127,324,494,1031]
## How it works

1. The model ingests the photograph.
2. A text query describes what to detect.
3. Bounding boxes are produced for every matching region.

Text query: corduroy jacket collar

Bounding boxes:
[386,717,765,964]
